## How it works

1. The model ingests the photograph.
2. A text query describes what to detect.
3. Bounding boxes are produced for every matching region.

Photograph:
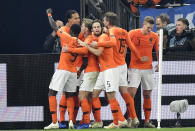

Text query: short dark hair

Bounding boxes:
[177,18,189,27]
[65,10,78,20]
[92,19,104,28]
[70,24,81,37]
[104,12,118,26]
[156,13,171,24]
[143,16,154,24]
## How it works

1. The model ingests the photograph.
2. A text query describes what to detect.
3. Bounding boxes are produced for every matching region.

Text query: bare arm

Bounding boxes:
[46,8,58,31]
[78,40,103,56]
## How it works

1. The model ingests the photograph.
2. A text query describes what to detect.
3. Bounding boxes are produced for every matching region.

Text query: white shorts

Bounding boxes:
[79,72,99,92]
[49,69,77,92]
[127,68,155,90]
[117,64,128,87]
[94,68,119,92]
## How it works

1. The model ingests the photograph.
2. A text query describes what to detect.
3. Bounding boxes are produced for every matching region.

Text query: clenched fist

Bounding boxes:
[46,8,53,15]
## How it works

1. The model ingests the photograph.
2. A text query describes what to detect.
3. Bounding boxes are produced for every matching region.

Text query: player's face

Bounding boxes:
[69,13,80,25]
[103,17,109,28]
[143,22,154,34]
[92,22,102,36]
[81,23,88,34]
[176,21,187,35]
[156,18,164,30]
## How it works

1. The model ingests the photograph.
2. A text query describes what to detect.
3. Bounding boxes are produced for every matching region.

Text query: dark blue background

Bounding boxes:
[0,0,80,54]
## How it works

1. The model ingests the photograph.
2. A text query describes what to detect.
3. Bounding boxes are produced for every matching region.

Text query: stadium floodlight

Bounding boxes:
[170,99,189,127]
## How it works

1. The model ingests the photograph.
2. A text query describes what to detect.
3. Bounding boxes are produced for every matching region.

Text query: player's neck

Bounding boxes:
[141,28,148,35]
[84,32,92,38]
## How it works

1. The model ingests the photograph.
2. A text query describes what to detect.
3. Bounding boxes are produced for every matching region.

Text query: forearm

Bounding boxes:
[87,45,102,56]
[97,37,116,47]
[68,47,88,55]
[48,15,58,31]
[127,41,141,60]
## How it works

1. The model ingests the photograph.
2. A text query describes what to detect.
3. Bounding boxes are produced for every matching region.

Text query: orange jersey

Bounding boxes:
[59,26,85,68]
[66,35,100,73]
[84,35,100,73]
[60,26,70,34]
[128,29,159,69]
[60,26,84,40]
[109,27,128,66]
[74,31,85,68]
[57,29,78,72]
[74,34,86,68]
[97,34,117,72]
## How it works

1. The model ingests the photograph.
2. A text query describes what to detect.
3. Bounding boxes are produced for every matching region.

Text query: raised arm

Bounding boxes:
[46,8,58,31]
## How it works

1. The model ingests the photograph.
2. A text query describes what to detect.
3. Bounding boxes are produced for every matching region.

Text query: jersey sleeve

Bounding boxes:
[97,32,116,47]
[127,31,142,60]
[57,29,77,44]
[68,47,88,55]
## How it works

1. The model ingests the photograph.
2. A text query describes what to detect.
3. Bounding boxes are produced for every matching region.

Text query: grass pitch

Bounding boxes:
[2,128,195,131]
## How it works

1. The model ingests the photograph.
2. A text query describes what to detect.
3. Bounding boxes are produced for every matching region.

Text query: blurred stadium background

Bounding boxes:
[0,0,195,130]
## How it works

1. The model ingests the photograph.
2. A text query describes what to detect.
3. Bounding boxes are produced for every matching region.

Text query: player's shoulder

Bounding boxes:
[150,31,159,39]
[98,33,109,41]
[100,33,109,37]
[129,29,141,36]
[60,26,70,33]
[112,27,127,33]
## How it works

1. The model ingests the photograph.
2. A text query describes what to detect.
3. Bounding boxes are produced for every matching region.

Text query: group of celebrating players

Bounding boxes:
[44,8,159,129]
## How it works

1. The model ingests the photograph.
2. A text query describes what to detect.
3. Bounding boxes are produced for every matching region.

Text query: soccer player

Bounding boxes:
[128,16,159,128]
[90,12,147,128]
[56,9,81,128]
[79,19,124,129]
[44,8,81,129]
[62,18,100,129]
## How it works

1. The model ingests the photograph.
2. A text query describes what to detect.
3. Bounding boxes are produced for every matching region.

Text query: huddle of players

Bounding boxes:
[44,8,159,129]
